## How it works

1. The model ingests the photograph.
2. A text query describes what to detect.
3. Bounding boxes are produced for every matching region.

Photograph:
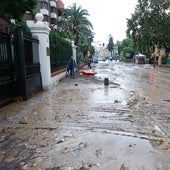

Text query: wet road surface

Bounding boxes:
[0,61,170,170]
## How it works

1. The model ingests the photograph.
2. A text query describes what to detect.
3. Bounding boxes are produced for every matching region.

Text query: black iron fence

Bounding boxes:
[0,30,42,107]
[0,32,14,107]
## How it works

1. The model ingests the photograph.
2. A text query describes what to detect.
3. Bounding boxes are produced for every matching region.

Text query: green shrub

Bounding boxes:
[50,31,72,71]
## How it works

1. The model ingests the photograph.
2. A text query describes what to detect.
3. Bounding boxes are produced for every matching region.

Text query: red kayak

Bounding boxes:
[82,70,95,75]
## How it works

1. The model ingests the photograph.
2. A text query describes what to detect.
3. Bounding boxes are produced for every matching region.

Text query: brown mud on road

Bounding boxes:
[0,62,170,170]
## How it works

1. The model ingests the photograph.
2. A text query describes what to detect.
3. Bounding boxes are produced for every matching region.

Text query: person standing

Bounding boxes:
[68,56,76,77]
[88,58,91,69]
[150,52,155,67]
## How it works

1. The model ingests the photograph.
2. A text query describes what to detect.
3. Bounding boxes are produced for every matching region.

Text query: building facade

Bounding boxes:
[25,0,64,29]
[0,0,65,32]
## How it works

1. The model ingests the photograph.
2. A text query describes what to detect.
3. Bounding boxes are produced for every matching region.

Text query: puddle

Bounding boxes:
[37,132,170,170]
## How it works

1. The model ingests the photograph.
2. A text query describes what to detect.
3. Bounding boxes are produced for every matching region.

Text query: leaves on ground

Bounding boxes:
[159,141,170,149]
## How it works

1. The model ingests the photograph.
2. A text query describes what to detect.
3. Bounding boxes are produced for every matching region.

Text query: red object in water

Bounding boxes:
[82,70,95,75]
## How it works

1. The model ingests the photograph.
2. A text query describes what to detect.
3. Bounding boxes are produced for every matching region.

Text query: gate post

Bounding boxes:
[18,27,28,99]
[30,13,51,89]
[72,41,77,64]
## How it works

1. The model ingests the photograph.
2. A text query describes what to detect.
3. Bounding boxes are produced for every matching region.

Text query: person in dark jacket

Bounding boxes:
[68,56,76,77]
[88,58,91,69]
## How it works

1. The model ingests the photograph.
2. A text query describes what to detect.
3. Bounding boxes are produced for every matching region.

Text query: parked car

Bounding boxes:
[113,55,120,61]
[98,58,102,61]
[102,57,106,61]
[92,56,98,63]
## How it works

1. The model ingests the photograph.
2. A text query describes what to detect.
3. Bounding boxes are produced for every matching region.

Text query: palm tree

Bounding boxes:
[60,3,93,46]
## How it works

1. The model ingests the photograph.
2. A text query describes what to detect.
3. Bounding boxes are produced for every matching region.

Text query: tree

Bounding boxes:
[117,38,135,59]
[126,0,170,54]
[0,0,37,24]
[50,31,72,70]
[60,3,93,46]
[107,35,114,56]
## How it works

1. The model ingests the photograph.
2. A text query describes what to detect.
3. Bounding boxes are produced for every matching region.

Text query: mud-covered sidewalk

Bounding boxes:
[0,62,170,170]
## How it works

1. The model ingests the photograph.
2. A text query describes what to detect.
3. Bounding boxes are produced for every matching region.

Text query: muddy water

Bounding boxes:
[95,61,170,104]
[0,61,170,170]
[37,132,170,170]
[95,61,170,137]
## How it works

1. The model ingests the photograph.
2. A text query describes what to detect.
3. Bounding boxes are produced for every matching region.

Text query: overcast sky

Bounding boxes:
[61,0,138,44]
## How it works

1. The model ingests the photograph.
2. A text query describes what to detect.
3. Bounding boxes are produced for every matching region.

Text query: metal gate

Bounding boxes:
[15,30,42,100]
[0,30,42,107]
[0,32,14,107]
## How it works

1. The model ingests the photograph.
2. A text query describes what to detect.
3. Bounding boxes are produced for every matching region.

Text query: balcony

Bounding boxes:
[51,13,57,19]
[40,9,49,16]
[50,1,56,7]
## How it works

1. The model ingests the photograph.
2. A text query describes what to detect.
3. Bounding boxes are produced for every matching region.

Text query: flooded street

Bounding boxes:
[0,61,170,170]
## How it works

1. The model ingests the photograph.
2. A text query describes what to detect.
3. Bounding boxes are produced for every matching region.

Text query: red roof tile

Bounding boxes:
[57,0,64,9]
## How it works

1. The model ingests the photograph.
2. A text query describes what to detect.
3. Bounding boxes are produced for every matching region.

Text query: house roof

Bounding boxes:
[57,0,64,10]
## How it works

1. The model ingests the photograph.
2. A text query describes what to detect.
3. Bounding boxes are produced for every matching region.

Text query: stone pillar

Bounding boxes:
[72,41,77,64]
[30,13,51,89]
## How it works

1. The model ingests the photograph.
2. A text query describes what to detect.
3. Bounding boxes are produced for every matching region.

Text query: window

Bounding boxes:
[51,18,56,25]
[57,10,62,17]
[43,15,49,22]
[41,2,48,9]
[50,7,56,13]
